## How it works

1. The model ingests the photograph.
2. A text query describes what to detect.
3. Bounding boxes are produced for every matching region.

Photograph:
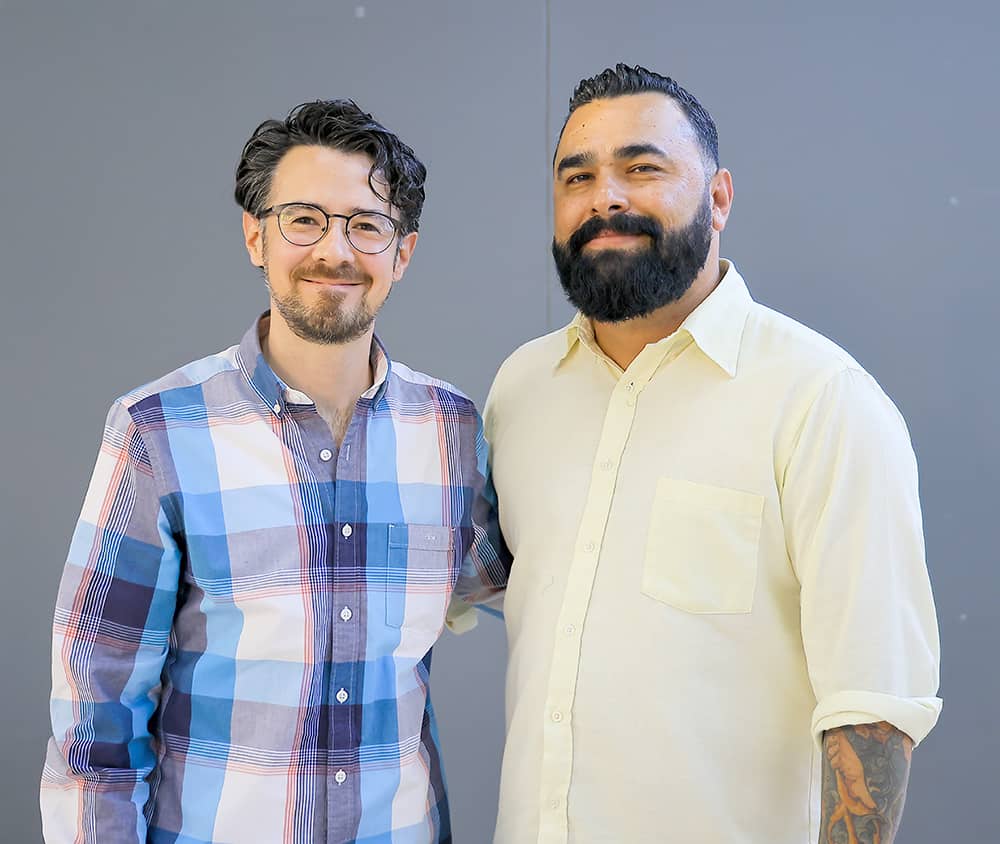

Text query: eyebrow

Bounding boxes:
[615,143,669,161]
[555,151,596,176]
[280,201,388,217]
[555,143,670,176]
[345,205,388,217]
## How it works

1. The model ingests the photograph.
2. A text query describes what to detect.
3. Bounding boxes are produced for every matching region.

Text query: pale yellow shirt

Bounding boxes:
[484,261,941,844]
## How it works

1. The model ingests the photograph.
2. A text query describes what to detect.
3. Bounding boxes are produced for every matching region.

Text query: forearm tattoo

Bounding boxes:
[820,721,913,844]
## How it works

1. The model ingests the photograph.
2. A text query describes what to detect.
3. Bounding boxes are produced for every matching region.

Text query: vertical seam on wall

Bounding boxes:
[544,0,553,330]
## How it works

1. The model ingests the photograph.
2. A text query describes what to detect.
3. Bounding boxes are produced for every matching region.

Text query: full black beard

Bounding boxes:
[552,193,713,323]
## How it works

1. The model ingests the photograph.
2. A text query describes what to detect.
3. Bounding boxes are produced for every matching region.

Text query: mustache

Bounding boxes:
[567,213,662,254]
[291,261,371,284]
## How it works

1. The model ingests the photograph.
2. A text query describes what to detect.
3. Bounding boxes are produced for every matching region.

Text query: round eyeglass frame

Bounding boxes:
[258,202,401,254]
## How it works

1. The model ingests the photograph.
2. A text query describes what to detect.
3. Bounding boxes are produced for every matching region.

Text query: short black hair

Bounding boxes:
[560,63,719,171]
[235,99,426,235]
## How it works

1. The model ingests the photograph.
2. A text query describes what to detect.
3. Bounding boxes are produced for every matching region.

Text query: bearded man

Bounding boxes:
[485,64,940,844]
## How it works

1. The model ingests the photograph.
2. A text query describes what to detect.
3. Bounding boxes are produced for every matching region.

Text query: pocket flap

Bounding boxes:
[388,523,455,552]
[654,477,764,517]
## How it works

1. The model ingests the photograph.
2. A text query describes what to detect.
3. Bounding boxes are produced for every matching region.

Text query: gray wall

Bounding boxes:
[1,1,995,841]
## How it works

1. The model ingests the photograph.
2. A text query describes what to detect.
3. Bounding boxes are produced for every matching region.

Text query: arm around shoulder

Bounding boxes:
[451,406,510,611]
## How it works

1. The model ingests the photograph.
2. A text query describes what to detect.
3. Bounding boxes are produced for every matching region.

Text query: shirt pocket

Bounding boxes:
[641,478,764,614]
[385,523,457,631]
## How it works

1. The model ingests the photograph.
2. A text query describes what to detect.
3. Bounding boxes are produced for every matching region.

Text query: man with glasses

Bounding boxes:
[41,99,508,843]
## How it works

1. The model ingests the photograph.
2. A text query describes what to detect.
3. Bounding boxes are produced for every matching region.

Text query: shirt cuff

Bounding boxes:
[811,689,942,749]
[444,596,479,635]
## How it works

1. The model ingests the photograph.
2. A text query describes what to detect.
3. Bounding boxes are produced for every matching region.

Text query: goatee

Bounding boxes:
[264,260,378,345]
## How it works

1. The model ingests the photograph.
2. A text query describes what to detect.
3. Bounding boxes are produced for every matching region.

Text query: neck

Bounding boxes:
[592,257,725,372]
[261,312,375,415]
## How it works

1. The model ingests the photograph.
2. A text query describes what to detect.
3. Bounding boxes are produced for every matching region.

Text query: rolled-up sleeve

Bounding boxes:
[781,368,941,748]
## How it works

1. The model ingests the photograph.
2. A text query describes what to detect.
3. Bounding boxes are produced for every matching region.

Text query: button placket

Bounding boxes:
[539,365,656,844]
[331,430,362,765]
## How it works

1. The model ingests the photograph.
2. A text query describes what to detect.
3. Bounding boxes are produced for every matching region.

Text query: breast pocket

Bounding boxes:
[641,478,763,614]
[385,523,456,632]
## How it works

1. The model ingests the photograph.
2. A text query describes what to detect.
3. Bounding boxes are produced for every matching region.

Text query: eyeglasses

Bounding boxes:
[258,202,400,254]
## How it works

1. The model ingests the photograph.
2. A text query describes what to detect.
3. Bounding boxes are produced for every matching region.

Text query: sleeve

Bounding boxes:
[449,409,510,630]
[40,400,182,842]
[781,368,942,749]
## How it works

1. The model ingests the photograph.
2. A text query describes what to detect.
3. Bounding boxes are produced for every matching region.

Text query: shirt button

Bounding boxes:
[625,380,635,392]
[319,448,333,462]
[342,524,353,538]
[626,396,636,407]
[340,606,353,622]
[272,402,282,414]
[551,710,563,723]
[336,688,349,704]
[550,798,561,810]
[584,541,596,553]
[600,459,613,470]
[334,770,347,785]
[565,624,576,636]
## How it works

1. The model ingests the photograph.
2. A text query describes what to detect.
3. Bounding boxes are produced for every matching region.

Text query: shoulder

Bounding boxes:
[743,302,864,380]
[111,344,242,423]
[737,302,904,423]
[388,360,478,414]
[489,327,567,397]
[745,306,912,453]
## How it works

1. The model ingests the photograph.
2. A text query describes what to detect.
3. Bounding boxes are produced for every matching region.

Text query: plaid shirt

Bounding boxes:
[41,316,509,844]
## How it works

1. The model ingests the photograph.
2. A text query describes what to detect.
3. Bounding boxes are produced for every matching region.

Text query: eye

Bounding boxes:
[629,163,661,174]
[565,172,592,185]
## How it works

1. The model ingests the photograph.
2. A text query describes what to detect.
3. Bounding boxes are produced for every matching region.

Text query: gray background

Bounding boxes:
[1,1,996,841]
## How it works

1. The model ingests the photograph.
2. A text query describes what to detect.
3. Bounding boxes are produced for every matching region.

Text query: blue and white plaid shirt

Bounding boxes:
[42,315,509,843]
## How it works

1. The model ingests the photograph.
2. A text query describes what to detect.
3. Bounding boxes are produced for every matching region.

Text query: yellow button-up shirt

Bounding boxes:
[484,261,941,844]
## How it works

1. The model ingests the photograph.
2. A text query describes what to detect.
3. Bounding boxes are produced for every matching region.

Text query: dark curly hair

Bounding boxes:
[560,64,719,171]
[235,99,426,235]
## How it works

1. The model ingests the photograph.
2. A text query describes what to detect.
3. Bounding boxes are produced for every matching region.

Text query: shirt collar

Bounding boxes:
[558,259,752,378]
[236,313,393,417]
[680,260,752,378]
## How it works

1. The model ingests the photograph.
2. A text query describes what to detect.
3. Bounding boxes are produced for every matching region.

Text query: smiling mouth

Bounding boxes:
[583,233,647,248]
[303,278,364,287]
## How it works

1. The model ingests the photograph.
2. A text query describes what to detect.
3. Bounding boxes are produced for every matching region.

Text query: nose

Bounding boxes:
[310,218,355,263]
[590,171,630,217]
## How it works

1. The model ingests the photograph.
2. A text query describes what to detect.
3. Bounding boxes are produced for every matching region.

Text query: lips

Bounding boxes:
[583,232,647,248]
[292,261,370,287]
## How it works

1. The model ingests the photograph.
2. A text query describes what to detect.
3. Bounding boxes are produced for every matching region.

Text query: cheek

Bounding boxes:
[265,247,305,283]
[634,186,698,228]
[654,176,702,215]
[361,254,396,285]
[553,197,586,242]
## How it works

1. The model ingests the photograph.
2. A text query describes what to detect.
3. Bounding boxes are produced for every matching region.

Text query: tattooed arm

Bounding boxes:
[820,721,913,844]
